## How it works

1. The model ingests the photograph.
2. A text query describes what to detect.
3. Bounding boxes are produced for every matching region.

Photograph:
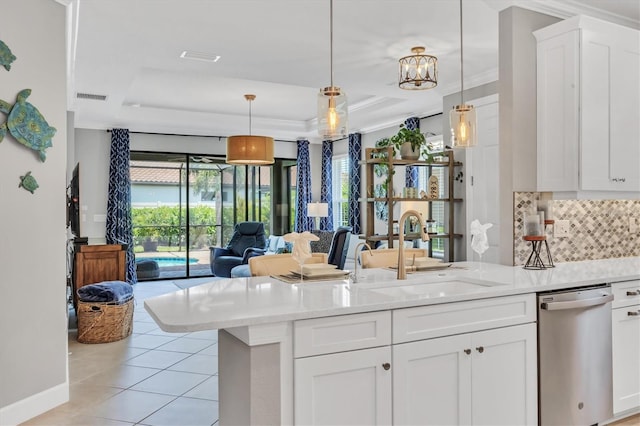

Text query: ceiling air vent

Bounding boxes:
[180,50,221,62]
[76,92,108,101]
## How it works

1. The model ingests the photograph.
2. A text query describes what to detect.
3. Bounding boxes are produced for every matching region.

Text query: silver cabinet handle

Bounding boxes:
[628,311,640,317]
[626,290,640,296]
[382,363,391,371]
[464,349,471,355]
[540,294,614,311]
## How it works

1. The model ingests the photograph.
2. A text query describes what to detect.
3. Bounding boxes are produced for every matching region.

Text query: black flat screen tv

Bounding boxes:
[67,163,81,238]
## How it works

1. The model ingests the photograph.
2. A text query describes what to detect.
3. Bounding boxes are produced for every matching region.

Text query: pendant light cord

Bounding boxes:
[459,0,464,105]
[330,0,334,88]
[248,99,252,136]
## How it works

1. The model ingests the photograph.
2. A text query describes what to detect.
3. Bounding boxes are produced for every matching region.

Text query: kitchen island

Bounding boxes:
[145,257,640,425]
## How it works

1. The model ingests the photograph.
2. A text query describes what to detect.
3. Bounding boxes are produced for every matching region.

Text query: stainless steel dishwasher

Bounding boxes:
[538,285,614,426]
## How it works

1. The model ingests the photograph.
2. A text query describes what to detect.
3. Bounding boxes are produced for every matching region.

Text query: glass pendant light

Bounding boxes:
[318,0,348,140]
[450,0,477,148]
[226,94,274,165]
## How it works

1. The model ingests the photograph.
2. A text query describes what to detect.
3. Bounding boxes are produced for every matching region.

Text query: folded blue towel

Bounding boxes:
[77,281,133,304]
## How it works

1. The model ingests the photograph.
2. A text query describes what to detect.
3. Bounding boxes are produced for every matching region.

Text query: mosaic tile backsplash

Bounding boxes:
[513,193,640,265]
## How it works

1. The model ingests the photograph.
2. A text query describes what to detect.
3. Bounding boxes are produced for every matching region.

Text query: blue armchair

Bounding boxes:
[210,222,267,277]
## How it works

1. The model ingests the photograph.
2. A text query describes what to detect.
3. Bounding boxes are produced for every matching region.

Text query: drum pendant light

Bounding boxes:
[318,0,348,140]
[449,0,477,148]
[398,46,438,90]
[226,94,275,165]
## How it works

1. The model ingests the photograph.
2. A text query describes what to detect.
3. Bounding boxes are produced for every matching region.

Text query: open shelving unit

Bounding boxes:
[361,147,463,261]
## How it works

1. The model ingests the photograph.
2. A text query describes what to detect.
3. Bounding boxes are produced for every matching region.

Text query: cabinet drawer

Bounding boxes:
[612,280,640,309]
[294,311,391,358]
[392,294,536,344]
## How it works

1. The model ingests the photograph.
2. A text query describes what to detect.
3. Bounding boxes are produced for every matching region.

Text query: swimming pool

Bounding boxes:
[137,257,199,267]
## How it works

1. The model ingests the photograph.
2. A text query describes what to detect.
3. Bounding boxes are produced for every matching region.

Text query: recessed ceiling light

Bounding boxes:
[180,51,221,63]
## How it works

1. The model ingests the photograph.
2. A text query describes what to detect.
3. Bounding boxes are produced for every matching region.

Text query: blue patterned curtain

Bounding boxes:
[347,133,362,234]
[295,139,313,232]
[404,117,420,188]
[320,140,334,231]
[106,129,137,284]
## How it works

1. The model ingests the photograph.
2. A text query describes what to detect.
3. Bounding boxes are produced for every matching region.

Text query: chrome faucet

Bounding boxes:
[397,209,430,280]
[352,242,373,283]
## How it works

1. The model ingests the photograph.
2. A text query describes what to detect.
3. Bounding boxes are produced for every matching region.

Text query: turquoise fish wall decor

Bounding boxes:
[19,171,39,194]
[0,40,17,71]
[0,89,56,162]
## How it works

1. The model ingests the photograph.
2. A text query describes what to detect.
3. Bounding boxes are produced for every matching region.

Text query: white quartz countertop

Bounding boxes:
[144,257,640,332]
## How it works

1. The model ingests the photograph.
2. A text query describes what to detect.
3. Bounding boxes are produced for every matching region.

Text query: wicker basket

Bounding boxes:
[77,296,134,344]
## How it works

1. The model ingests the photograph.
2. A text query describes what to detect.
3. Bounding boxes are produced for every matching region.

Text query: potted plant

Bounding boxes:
[391,124,426,160]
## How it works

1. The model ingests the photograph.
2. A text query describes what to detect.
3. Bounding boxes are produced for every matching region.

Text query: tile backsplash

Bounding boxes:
[513,192,640,265]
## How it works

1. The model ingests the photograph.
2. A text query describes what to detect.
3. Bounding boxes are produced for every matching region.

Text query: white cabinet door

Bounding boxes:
[536,16,640,193]
[294,346,392,425]
[393,323,536,426]
[581,28,640,191]
[613,306,640,414]
[393,333,471,426]
[536,29,580,192]
[471,323,538,426]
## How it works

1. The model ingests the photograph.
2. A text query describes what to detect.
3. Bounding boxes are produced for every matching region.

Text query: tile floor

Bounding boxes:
[23,278,220,426]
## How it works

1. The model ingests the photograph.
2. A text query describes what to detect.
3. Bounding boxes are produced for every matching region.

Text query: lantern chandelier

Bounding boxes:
[226,94,275,165]
[398,46,438,90]
[450,0,477,148]
[317,0,348,140]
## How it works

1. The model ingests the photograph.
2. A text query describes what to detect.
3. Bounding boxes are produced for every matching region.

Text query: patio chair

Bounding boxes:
[210,221,267,277]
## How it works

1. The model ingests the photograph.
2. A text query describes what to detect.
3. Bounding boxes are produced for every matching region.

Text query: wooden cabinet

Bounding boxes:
[362,147,463,261]
[535,15,640,192]
[612,280,640,415]
[73,244,126,311]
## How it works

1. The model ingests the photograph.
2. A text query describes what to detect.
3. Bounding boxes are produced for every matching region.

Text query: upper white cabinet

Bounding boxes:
[535,16,640,192]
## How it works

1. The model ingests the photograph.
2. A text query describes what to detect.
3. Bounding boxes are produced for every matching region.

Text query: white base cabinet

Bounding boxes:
[294,346,392,425]
[612,281,640,415]
[393,323,537,426]
[293,295,537,425]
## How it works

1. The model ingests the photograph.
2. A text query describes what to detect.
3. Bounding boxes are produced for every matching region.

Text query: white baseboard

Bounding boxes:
[0,382,69,426]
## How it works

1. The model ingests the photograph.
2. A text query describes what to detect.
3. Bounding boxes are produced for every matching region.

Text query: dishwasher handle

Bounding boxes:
[540,294,614,311]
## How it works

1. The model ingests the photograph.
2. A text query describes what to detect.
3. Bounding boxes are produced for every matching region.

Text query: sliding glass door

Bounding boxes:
[130,151,292,280]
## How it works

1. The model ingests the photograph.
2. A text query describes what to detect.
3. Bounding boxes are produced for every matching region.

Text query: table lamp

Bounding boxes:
[307,202,329,230]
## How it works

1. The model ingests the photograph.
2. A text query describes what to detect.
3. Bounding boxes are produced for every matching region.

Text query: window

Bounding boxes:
[332,156,349,228]
[418,165,446,257]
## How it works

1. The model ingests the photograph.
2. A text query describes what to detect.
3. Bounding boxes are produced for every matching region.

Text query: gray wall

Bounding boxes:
[498,7,560,264]
[0,0,69,422]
